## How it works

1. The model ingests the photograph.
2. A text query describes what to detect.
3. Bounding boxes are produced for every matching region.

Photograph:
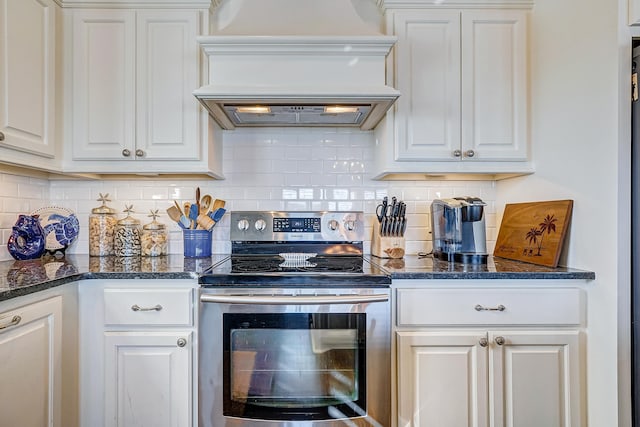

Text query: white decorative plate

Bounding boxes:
[31,206,80,252]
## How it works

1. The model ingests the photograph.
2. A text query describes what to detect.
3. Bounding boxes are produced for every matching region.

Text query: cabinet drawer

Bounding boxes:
[103,288,193,326]
[396,288,582,326]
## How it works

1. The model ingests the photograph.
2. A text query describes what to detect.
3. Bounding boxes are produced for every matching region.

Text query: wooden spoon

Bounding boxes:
[200,194,213,214]
[212,199,226,212]
[166,206,184,227]
[174,201,184,216]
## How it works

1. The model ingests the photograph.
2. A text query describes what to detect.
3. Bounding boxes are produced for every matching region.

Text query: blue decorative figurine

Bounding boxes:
[7,214,47,260]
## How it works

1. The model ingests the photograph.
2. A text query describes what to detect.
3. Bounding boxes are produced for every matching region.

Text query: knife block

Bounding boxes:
[371,225,405,259]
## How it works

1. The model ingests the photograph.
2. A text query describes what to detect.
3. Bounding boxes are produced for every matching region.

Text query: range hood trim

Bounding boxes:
[196,35,398,56]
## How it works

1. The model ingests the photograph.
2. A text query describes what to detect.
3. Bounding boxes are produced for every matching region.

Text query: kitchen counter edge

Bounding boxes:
[0,254,595,304]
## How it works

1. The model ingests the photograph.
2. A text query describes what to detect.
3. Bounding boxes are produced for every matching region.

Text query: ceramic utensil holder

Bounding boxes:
[183,229,212,258]
[371,225,405,259]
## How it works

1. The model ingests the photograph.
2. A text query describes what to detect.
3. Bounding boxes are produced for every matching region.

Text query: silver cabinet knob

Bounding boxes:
[177,338,187,348]
[122,149,131,157]
[479,337,488,347]
[465,150,475,158]
[494,336,506,346]
[135,149,144,157]
[0,131,5,141]
[453,149,462,157]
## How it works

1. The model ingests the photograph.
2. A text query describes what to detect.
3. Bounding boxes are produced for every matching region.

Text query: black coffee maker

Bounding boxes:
[430,197,488,264]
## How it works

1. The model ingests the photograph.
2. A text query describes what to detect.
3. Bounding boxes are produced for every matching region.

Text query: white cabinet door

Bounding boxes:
[489,330,582,427]
[373,8,530,179]
[0,296,62,427]
[397,331,489,427]
[136,11,200,160]
[0,0,57,158]
[392,9,527,163]
[72,9,136,160]
[396,330,583,427]
[461,10,528,161]
[104,331,193,427]
[630,0,640,25]
[72,9,202,162]
[393,10,461,162]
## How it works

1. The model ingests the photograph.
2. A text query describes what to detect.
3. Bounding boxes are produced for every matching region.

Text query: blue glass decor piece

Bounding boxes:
[7,214,47,260]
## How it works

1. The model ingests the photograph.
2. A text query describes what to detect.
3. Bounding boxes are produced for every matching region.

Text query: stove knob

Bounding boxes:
[328,219,339,231]
[344,220,356,231]
[237,219,249,231]
[255,219,267,232]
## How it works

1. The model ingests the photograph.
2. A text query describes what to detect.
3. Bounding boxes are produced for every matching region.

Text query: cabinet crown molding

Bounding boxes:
[60,0,211,8]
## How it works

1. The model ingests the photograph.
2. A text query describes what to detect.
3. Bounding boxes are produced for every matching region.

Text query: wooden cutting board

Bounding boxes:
[493,200,573,267]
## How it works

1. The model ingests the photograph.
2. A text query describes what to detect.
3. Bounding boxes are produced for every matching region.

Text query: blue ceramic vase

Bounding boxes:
[7,214,46,260]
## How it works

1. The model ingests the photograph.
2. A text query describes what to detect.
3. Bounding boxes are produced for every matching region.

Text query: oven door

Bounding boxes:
[198,288,390,427]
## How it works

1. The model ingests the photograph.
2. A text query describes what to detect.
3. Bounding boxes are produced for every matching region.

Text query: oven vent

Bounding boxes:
[279,253,317,268]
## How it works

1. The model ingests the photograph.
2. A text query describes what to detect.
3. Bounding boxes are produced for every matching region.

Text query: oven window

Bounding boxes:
[223,313,366,421]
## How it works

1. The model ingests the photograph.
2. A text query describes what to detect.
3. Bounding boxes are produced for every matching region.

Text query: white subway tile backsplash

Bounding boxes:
[0,129,497,260]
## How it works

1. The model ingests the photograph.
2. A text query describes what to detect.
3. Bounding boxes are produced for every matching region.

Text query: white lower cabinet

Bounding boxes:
[0,296,62,427]
[394,284,585,427]
[104,331,192,427]
[79,280,197,427]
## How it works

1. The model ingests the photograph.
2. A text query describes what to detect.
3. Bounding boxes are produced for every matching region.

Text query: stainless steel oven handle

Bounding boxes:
[200,294,389,305]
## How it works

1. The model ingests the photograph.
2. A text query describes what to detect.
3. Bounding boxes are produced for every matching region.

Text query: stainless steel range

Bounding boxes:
[198,211,391,427]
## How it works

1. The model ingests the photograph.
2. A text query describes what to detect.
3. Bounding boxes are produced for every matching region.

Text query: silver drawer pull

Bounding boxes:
[475,304,505,312]
[131,304,162,312]
[0,315,21,330]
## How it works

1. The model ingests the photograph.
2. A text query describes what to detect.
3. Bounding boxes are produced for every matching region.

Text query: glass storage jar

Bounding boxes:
[141,210,168,257]
[114,205,141,257]
[89,193,117,256]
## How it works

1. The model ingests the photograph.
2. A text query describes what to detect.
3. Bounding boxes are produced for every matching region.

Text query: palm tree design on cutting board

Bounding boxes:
[536,214,558,256]
[522,213,558,257]
[525,227,541,256]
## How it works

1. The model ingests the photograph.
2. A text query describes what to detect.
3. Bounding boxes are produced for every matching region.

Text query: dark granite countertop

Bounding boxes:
[371,254,595,280]
[0,253,594,303]
[0,254,226,302]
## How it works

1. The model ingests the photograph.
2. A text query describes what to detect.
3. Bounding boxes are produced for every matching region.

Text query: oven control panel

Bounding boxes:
[230,211,364,242]
[273,217,321,233]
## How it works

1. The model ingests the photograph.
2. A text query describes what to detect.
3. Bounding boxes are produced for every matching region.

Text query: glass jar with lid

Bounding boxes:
[141,210,168,257]
[114,205,142,257]
[89,193,117,256]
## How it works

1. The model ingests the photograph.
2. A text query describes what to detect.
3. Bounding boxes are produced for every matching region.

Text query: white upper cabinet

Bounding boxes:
[65,6,223,178]
[461,10,528,161]
[373,6,532,180]
[0,0,61,171]
[71,9,136,161]
[631,0,640,25]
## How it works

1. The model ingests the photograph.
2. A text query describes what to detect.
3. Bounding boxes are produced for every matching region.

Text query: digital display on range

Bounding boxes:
[273,217,321,233]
